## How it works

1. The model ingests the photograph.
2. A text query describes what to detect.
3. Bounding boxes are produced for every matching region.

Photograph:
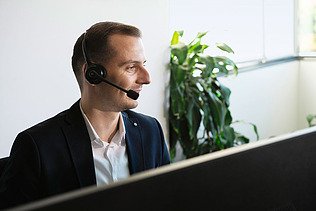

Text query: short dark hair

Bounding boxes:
[71,21,142,89]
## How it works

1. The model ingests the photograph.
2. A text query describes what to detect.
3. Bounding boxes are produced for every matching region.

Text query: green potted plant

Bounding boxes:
[168,31,259,161]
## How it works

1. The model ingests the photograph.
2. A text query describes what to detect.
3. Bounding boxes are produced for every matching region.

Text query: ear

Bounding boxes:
[82,63,87,75]
[81,63,92,86]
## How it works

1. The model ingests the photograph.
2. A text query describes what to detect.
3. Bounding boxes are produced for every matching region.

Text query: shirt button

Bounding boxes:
[133,122,138,127]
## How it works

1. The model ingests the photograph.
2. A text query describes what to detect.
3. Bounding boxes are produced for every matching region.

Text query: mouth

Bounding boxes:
[132,87,142,93]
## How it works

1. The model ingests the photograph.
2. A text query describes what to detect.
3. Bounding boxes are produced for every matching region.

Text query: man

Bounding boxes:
[0,21,170,209]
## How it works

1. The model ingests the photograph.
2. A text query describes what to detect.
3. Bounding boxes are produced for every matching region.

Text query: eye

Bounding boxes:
[126,65,136,73]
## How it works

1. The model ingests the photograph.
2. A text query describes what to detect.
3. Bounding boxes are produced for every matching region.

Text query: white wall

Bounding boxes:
[169,0,295,62]
[0,0,169,157]
[298,58,316,129]
[219,61,300,141]
[219,59,316,142]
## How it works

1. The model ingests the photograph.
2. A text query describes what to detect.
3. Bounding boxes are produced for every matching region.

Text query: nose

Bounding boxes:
[137,66,151,85]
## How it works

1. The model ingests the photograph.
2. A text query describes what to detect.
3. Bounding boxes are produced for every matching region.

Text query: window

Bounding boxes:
[297,0,316,54]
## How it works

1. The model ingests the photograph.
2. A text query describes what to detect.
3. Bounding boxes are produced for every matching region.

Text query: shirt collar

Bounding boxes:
[79,103,126,147]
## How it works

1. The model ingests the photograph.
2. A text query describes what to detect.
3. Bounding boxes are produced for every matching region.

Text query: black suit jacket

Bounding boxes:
[0,100,170,208]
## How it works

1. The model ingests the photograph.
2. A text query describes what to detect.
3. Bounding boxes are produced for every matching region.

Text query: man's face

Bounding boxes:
[94,34,150,112]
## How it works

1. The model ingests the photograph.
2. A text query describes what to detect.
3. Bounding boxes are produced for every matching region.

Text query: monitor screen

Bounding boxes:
[10,127,316,211]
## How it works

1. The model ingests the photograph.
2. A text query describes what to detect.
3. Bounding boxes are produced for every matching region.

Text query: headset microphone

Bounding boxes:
[82,32,139,100]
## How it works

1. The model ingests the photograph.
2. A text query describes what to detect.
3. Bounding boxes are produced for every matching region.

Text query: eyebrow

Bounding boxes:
[118,60,146,67]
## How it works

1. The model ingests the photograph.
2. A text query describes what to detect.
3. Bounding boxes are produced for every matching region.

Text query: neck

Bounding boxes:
[80,99,120,142]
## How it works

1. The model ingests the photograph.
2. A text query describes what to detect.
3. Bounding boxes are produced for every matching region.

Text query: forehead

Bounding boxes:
[108,33,142,45]
[107,34,145,63]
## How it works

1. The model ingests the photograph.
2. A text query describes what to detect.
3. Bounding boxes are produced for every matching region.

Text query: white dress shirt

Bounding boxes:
[80,105,130,186]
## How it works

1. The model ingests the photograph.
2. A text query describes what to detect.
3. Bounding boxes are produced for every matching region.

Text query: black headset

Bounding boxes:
[81,32,106,85]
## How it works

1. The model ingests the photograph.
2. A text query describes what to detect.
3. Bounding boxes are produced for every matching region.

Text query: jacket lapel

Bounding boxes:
[123,112,145,174]
[61,102,145,184]
[62,100,96,187]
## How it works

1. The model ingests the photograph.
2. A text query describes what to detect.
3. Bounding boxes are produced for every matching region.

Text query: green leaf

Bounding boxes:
[178,30,184,37]
[171,65,186,83]
[198,55,215,78]
[203,87,227,130]
[217,82,231,106]
[170,85,185,117]
[171,44,188,65]
[170,31,179,45]
[251,123,259,140]
[197,140,212,155]
[202,103,215,134]
[224,110,233,125]
[306,114,316,127]
[232,120,260,141]
[213,134,224,150]
[234,133,250,145]
[172,94,184,117]
[188,32,207,49]
[197,31,208,39]
[216,42,234,53]
[188,40,201,53]
[188,54,198,68]
[170,31,184,45]
[186,101,202,140]
[222,126,235,146]
[169,145,176,161]
[213,56,238,76]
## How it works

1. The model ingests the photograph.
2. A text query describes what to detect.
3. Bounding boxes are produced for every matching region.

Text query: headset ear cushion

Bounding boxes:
[85,64,107,84]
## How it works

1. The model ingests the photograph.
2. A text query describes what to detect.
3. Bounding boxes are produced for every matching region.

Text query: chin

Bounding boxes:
[123,101,138,110]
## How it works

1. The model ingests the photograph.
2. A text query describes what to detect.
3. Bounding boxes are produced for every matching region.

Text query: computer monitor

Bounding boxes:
[9,127,316,210]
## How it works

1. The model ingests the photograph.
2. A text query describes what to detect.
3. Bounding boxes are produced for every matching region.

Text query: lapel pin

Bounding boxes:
[133,122,138,127]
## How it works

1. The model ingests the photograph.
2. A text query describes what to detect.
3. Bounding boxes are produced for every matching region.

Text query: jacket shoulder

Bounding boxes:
[24,109,68,136]
[24,100,81,134]
[122,110,156,123]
